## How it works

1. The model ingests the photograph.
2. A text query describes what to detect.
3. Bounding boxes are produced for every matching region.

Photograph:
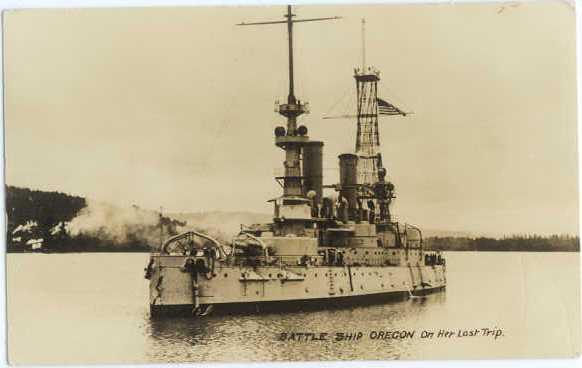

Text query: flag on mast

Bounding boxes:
[377,97,407,116]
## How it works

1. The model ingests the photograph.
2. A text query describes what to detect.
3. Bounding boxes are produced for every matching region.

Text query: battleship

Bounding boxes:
[145,5,446,317]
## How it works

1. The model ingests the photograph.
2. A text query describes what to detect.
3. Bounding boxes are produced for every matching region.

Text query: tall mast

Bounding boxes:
[354,40,381,185]
[238,6,340,199]
[238,5,339,110]
[354,18,408,185]
[361,18,366,71]
[286,5,295,104]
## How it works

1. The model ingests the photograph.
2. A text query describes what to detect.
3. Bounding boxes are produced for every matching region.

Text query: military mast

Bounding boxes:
[238,6,340,234]
[239,6,339,198]
[341,19,409,223]
[354,18,407,186]
[354,18,381,185]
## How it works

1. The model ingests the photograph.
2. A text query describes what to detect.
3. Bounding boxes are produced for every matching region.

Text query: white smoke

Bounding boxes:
[66,200,269,248]
[67,200,171,246]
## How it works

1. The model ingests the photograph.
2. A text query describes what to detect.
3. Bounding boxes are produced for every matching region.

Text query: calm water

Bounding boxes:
[7,252,580,364]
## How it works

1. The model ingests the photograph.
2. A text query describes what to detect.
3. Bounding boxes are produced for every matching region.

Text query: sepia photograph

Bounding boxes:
[3,1,580,364]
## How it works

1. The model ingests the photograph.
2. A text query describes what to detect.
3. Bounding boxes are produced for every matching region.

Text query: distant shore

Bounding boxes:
[6,233,580,254]
[6,185,579,254]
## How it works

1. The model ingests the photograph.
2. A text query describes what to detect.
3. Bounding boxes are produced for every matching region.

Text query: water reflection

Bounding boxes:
[145,292,447,362]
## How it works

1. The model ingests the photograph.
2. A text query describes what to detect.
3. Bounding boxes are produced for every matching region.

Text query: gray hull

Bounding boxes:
[148,254,446,317]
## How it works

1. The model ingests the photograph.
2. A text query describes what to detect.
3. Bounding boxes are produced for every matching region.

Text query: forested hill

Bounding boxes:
[6,186,87,225]
[6,186,87,251]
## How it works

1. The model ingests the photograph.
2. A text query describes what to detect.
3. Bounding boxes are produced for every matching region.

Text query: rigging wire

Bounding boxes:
[323,84,356,118]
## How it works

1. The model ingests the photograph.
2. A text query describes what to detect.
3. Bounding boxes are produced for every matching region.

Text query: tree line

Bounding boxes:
[424,235,579,252]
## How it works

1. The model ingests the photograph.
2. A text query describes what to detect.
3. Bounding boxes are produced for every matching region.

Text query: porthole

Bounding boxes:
[224,273,228,278]
[268,274,272,278]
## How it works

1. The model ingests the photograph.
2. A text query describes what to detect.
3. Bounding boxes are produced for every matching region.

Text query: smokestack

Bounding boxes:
[302,141,324,204]
[338,153,358,221]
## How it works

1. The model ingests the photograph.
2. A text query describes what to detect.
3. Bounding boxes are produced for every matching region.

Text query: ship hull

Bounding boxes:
[148,255,446,318]
[150,285,445,317]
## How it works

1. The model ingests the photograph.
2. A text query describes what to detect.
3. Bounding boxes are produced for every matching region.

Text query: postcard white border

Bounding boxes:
[0,1,579,368]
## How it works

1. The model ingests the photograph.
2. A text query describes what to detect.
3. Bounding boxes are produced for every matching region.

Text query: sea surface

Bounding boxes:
[6,251,581,364]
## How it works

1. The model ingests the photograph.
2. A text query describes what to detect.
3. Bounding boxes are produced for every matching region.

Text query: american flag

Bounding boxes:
[377,98,406,116]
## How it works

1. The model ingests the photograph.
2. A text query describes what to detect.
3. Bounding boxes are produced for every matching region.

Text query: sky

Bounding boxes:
[4,1,578,236]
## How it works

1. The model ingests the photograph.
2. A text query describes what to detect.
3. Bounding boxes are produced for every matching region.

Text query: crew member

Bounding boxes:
[367,200,376,223]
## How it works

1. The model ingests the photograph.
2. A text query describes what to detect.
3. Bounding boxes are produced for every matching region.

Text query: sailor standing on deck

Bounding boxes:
[367,200,375,223]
